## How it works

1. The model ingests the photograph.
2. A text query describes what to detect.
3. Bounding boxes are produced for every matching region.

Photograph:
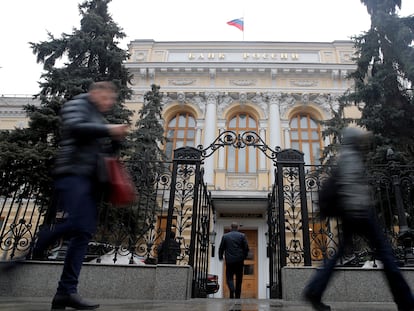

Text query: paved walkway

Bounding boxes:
[0,297,400,311]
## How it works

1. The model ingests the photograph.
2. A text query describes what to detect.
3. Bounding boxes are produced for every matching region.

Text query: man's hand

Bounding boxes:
[108,124,129,140]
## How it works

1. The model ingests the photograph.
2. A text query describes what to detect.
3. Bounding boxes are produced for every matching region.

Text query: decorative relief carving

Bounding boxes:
[340,51,354,63]
[217,94,233,116]
[168,79,196,86]
[251,93,268,118]
[239,92,247,104]
[229,79,257,86]
[227,175,257,190]
[161,93,173,106]
[177,92,186,103]
[206,92,219,105]
[187,93,206,115]
[135,52,146,61]
[314,93,340,116]
[266,92,283,105]
[290,80,318,87]
[301,93,309,103]
[279,94,296,118]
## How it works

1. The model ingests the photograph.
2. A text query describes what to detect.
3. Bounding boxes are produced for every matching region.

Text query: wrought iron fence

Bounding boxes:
[0,159,174,264]
[0,154,214,298]
[0,181,48,260]
[304,162,414,267]
[3,150,414,299]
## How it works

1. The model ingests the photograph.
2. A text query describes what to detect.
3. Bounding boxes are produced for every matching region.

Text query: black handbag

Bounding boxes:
[318,170,342,218]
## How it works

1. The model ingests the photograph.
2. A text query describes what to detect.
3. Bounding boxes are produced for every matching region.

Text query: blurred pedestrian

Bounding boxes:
[219,222,249,299]
[32,81,128,310]
[303,127,414,311]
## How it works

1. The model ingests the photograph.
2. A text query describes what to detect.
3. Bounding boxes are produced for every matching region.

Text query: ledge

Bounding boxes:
[282,266,414,302]
[0,261,192,300]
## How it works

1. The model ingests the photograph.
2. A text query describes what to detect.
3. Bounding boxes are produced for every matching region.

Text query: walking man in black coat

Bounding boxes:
[219,222,249,299]
[32,81,128,310]
[303,127,414,311]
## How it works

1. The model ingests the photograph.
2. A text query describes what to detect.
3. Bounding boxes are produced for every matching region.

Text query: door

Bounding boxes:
[223,229,258,298]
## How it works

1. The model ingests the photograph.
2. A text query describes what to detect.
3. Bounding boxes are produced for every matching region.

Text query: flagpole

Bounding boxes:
[242,12,245,41]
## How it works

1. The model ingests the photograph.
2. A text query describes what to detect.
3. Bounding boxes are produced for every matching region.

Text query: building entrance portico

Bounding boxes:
[210,194,269,299]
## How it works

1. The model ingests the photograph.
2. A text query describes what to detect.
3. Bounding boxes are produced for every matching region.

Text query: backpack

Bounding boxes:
[318,170,343,218]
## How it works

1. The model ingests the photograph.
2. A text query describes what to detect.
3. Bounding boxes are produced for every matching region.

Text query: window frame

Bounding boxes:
[289,113,323,165]
[165,112,196,159]
[226,112,258,173]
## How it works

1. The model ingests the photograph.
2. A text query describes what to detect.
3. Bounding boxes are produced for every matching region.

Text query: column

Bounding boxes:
[268,93,282,151]
[195,120,204,147]
[258,125,266,171]
[280,120,290,149]
[203,92,218,185]
[284,126,291,149]
[268,93,282,183]
[217,120,226,170]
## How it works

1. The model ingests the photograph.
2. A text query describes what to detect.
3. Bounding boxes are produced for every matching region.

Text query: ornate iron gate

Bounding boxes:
[162,146,214,298]
[267,149,312,298]
[162,130,283,297]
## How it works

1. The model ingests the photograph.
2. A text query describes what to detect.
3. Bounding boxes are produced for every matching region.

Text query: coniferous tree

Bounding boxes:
[0,0,132,199]
[319,92,356,165]
[124,84,167,240]
[321,0,414,164]
[352,0,414,164]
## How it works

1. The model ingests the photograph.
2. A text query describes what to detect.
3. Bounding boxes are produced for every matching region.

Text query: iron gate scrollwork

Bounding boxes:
[197,130,288,299]
[163,146,214,298]
[163,130,284,298]
[275,149,311,267]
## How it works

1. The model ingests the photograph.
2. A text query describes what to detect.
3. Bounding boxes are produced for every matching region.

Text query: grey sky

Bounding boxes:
[0,0,413,95]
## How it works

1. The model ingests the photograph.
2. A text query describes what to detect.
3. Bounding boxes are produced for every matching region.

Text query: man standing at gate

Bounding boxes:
[219,222,249,299]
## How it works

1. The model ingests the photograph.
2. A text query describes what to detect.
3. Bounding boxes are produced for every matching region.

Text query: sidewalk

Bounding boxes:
[0,297,400,311]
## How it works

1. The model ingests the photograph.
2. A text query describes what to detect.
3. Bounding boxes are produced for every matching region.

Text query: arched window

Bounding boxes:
[226,113,258,173]
[165,112,196,159]
[290,113,322,165]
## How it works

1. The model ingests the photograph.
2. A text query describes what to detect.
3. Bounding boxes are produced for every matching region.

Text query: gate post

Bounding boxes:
[163,147,202,262]
[163,146,214,298]
[276,149,311,266]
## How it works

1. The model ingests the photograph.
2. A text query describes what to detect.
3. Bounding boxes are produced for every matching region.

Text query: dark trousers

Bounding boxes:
[33,176,98,295]
[305,211,414,310]
[226,261,244,298]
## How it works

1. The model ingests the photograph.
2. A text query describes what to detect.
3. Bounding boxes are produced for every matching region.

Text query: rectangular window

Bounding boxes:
[227,147,236,172]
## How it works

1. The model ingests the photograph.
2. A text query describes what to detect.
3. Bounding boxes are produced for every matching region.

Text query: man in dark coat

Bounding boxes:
[32,81,128,310]
[219,222,249,299]
[303,127,414,311]
[157,231,181,264]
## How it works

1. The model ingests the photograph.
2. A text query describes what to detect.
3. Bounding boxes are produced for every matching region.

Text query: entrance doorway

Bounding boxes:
[223,229,258,298]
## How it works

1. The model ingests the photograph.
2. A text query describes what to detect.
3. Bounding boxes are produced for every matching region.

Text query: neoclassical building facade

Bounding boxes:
[0,40,359,299]
[124,40,358,298]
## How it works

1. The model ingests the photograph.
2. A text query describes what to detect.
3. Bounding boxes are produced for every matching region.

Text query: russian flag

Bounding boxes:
[227,18,244,31]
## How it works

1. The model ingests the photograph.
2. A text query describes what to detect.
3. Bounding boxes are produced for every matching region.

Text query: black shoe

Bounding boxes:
[51,293,99,310]
[303,291,331,311]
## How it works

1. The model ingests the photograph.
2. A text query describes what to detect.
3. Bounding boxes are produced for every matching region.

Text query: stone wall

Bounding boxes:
[0,261,192,300]
[282,266,414,302]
